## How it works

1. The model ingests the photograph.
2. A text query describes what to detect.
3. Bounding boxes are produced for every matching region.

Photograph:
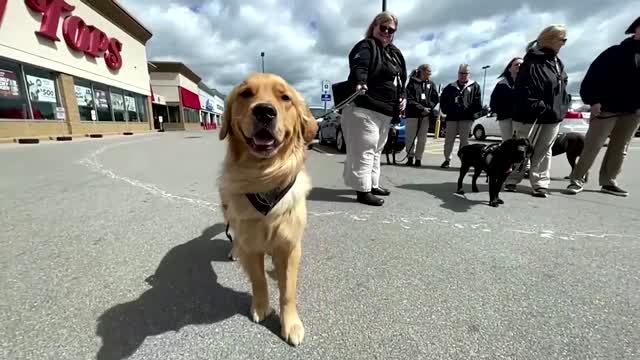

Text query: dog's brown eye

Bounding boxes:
[281,94,291,101]
[240,89,253,98]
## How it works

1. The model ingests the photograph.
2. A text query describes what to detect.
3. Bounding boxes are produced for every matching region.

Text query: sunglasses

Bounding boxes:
[379,24,396,35]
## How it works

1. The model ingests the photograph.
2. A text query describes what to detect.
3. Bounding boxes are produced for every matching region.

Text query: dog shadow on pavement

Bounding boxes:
[94,223,280,360]
[308,187,356,203]
[398,182,488,213]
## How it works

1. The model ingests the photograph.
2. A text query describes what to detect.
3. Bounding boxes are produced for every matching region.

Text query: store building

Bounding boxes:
[148,61,203,131]
[198,82,224,127]
[0,0,155,139]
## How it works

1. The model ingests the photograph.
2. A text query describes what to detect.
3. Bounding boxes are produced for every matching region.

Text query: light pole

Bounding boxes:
[260,52,265,73]
[481,65,490,107]
[382,0,386,11]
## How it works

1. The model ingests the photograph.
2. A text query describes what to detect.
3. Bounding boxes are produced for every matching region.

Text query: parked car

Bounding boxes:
[317,109,346,152]
[470,94,591,140]
[317,110,407,153]
[309,106,329,139]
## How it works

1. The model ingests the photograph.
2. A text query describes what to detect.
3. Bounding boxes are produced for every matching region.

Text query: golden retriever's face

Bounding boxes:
[220,73,317,159]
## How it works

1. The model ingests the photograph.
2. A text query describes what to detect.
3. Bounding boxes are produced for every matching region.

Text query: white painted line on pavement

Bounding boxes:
[78,138,219,213]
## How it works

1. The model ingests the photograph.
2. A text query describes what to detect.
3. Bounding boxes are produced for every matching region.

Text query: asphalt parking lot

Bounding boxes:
[1,131,638,360]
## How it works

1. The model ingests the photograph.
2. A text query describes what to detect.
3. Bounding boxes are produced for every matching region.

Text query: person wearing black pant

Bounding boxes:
[490,57,523,140]
[341,11,408,206]
[404,64,439,167]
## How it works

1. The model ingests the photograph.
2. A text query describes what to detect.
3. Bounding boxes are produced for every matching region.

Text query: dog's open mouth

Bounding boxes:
[247,128,279,154]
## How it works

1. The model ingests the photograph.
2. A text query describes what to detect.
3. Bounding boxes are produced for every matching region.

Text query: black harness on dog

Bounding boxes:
[246,176,297,216]
[224,176,297,243]
[481,143,500,165]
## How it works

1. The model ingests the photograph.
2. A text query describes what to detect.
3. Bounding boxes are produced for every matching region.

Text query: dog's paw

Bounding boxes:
[282,318,305,346]
[456,189,465,195]
[497,198,504,204]
[472,186,480,193]
[250,301,273,323]
[489,200,500,208]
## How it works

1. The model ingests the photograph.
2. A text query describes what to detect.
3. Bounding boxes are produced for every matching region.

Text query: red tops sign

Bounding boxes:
[25,0,123,71]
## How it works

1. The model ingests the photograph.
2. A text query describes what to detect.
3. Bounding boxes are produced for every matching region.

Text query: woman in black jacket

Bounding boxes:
[404,64,439,167]
[489,57,523,140]
[504,25,570,198]
[341,11,407,206]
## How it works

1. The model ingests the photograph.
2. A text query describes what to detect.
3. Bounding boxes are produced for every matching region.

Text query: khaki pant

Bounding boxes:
[498,119,514,141]
[506,121,560,189]
[405,117,430,160]
[341,105,392,192]
[570,111,640,187]
[444,120,473,161]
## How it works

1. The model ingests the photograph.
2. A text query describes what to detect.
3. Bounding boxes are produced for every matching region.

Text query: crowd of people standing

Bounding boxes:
[338,11,640,207]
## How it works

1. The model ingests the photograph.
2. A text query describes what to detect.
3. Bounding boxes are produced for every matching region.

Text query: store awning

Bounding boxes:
[180,86,201,109]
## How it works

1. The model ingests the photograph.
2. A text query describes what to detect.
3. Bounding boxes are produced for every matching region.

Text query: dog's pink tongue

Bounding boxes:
[254,137,275,146]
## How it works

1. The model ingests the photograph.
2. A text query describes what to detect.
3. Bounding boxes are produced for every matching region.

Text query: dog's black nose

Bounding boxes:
[252,103,277,124]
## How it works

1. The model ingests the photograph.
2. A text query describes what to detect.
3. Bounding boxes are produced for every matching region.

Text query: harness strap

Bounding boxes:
[245,176,297,216]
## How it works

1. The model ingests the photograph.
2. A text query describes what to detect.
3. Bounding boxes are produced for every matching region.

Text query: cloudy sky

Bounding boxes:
[121,0,638,107]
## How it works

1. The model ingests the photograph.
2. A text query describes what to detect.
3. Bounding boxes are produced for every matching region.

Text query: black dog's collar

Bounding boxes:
[246,176,297,216]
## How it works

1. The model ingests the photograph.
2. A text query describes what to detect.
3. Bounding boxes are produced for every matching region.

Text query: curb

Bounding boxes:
[17,138,39,144]
[1,130,159,145]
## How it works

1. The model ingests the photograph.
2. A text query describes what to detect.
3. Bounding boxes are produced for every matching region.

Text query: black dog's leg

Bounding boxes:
[472,167,482,192]
[565,153,577,179]
[495,173,507,205]
[488,175,501,207]
[457,163,471,195]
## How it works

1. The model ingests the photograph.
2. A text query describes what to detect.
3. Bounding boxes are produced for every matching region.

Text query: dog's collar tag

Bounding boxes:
[246,176,297,216]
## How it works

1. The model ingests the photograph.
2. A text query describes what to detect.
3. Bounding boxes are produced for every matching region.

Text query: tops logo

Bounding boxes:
[25,0,123,71]
[0,0,7,25]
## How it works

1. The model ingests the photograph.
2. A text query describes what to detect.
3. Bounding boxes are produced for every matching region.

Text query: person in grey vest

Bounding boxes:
[565,16,640,197]
[404,64,439,167]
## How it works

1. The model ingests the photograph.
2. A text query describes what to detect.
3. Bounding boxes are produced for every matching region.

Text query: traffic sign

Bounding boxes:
[321,93,331,102]
[322,80,330,94]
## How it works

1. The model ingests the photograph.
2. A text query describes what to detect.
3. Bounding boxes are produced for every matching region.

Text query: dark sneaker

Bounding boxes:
[565,182,583,195]
[601,185,629,197]
[372,186,391,196]
[414,159,422,167]
[406,157,414,166]
[441,160,450,168]
[504,184,517,192]
[532,188,549,198]
[356,191,384,206]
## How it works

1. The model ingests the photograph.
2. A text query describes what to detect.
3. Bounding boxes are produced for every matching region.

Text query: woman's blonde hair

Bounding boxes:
[365,11,398,40]
[527,24,567,51]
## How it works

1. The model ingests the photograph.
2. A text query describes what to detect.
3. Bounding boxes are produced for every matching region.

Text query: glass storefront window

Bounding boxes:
[92,84,112,121]
[110,88,126,122]
[123,92,138,122]
[135,95,147,123]
[74,79,95,121]
[23,66,59,120]
[0,59,30,119]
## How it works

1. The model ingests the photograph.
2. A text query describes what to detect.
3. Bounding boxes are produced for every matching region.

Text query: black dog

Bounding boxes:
[456,137,532,207]
[384,127,399,165]
[552,132,588,182]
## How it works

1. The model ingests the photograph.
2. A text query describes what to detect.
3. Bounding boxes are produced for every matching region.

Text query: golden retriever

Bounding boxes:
[218,73,318,346]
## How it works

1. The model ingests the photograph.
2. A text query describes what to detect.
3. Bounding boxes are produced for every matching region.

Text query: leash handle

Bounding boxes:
[314,88,365,120]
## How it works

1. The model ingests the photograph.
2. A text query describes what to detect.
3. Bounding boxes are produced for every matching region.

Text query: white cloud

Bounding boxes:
[121,0,639,107]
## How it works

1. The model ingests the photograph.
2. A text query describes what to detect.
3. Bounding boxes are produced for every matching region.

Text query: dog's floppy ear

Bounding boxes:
[219,86,237,141]
[290,86,318,145]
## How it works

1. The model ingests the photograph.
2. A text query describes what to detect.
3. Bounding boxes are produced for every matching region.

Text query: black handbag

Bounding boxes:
[331,81,353,108]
